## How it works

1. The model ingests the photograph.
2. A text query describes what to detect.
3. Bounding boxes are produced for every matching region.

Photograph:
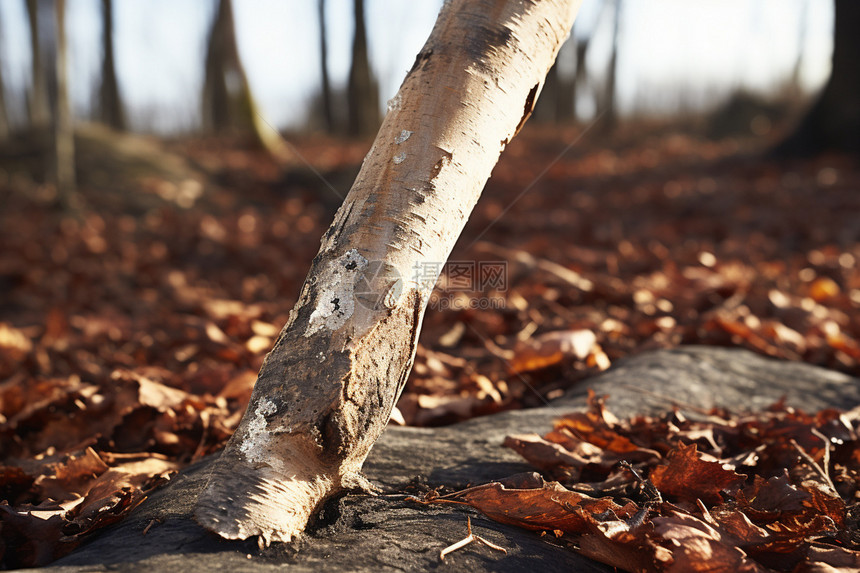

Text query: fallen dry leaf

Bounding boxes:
[424,393,860,572]
[421,472,636,534]
[649,442,746,505]
[508,329,597,374]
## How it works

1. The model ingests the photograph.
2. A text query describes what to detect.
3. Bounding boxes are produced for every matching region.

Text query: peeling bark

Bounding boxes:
[195,0,581,546]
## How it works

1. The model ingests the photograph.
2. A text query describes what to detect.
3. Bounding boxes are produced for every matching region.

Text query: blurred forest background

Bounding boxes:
[0,1,859,564]
[0,0,844,135]
[1,0,859,424]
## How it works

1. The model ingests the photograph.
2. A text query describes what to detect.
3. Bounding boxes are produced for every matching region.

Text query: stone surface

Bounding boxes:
[43,346,860,572]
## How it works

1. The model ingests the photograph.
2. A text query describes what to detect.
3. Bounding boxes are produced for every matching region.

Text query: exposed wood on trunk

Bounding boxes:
[195,0,581,546]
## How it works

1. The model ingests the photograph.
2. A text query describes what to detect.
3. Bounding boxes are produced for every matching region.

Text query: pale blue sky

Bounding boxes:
[0,0,834,133]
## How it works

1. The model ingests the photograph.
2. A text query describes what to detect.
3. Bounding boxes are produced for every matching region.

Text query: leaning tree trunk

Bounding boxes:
[195,0,581,547]
[776,0,860,155]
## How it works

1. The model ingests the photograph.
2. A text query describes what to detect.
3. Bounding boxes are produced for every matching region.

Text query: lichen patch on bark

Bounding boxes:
[395,130,413,144]
[238,397,283,471]
[305,249,368,337]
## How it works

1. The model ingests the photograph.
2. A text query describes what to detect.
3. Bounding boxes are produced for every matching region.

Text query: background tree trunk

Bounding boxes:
[599,0,621,132]
[26,0,50,129]
[555,39,576,122]
[317,0,334,133]
[776,0,860,155]
[0,7,9,140]
[533,60,560,122]
[195,0,581,547]
[99,0,125,130]
[346,0,379,137]
[201,0,283,155]
[574,37,590,122]
[532,37,576,125]
[789,0,809,93]
[53,0,75,205]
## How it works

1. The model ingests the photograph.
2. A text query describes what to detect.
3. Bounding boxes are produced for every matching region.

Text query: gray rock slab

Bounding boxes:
[43,346,860,572]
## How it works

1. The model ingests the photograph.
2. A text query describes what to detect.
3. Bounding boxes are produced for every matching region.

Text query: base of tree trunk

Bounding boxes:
[48,346,860,572]
[773,96,860,156]
[772,0,860,156]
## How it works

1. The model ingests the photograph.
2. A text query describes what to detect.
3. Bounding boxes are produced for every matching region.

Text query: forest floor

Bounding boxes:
[1,120,859,566]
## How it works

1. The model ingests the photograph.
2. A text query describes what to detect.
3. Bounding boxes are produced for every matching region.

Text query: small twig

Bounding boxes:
[191,409,210,462]
[142,518,162,535]
[620,460,662,504]
[790,438,837,494]
[809,428,835,489]
[440,516,507,561]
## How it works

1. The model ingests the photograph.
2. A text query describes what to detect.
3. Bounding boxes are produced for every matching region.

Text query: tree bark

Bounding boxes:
[195,0,581,547]
[776,0,860,155]
[346,0,379,137]
[317,0,334,132]
[99,0,125,130]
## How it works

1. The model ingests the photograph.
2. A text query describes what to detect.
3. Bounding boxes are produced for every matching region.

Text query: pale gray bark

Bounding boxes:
[195,0,582,546]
